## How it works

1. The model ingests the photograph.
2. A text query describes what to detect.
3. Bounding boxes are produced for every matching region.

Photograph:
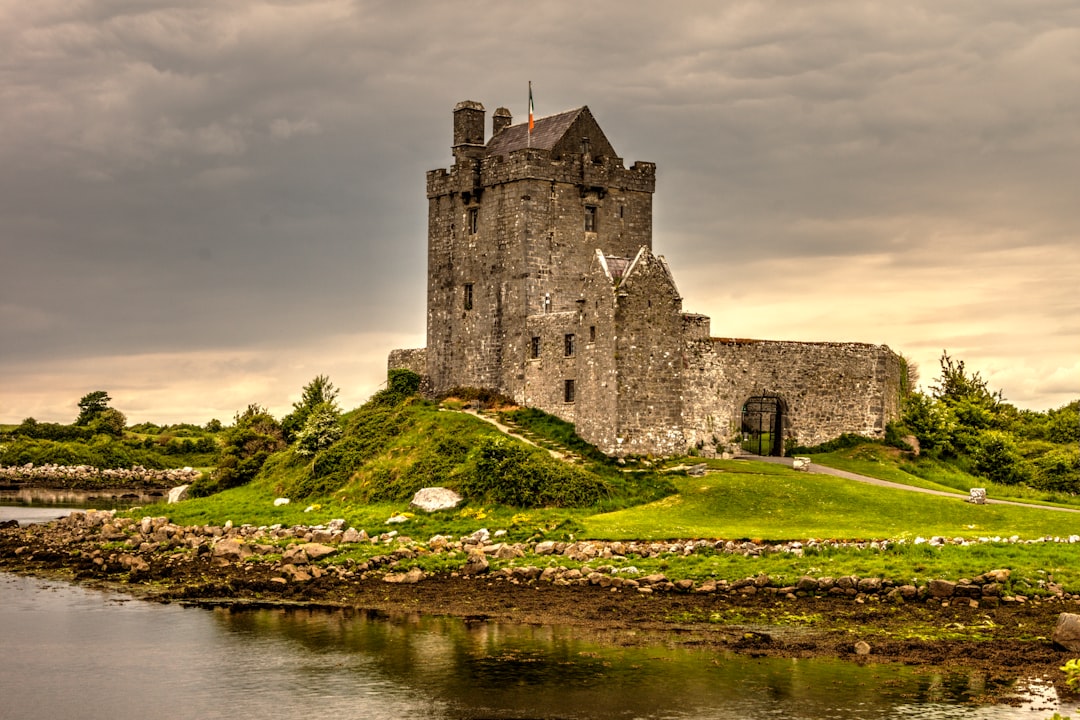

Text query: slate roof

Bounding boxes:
[604,255,632,280]
[486,107,585,156]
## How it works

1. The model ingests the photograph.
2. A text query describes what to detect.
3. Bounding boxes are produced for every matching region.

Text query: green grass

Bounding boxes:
[583,459,1080,541]
[809,444,1080,509]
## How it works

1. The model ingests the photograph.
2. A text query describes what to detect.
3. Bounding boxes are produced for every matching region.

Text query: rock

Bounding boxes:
[0,519,18,529]
[854,640,872,656]
[792,456,811,472]
[494,543,524,560]
[299,543,336,561]
[796,576,818,592]
[1053,613,1080,652]
[967,488,987,504]
[410,487,463,513]
[386,514,409,524]
[686,463,708,477]
[273,498,290,507]
[282,545,310,565]
[928,579,956,598]
[167,485,190,504]
[212,539,252,563]
[280,564,311,582]
[534,540,557,555]
[462,552,489,575]
[384,567,425,584]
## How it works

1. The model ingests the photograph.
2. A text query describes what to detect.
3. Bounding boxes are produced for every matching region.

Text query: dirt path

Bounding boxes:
[451,409,566,459]
[743,455,1080,514]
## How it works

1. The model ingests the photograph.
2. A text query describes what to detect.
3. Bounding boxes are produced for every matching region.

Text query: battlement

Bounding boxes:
[427,150,655,199]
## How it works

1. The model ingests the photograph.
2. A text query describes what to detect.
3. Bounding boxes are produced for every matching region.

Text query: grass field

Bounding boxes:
[584,460,1080,541]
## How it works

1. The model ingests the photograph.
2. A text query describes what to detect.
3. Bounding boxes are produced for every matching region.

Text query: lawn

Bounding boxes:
[583,459,1080,541]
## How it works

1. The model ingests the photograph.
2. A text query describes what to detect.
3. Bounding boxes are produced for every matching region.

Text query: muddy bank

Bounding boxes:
[2,510,1079,695]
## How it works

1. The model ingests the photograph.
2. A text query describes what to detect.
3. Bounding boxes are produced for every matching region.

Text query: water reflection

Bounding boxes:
[0,573,1073,720]
[0,488,161,526]
[207,606,1069,720]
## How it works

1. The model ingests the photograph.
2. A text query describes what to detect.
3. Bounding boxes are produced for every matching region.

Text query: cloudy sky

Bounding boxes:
[3,0,1078,425]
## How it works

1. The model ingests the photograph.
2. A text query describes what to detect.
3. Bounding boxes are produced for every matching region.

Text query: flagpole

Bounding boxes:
[528,81,533,149]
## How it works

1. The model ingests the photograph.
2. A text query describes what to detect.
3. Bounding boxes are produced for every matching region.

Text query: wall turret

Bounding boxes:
[492,107,512,136]
[452,100,486,162]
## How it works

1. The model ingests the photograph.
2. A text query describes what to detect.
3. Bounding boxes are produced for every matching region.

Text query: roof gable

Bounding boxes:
[486,106,617,159]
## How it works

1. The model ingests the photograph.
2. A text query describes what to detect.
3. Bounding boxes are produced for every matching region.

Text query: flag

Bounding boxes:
[528,81,534,134]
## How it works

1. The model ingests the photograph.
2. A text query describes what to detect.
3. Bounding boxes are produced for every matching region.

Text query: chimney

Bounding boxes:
[492,107,512,136]
[452,100,486,162]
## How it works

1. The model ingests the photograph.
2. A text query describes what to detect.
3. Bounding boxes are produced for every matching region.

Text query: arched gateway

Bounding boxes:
[740,395,787,456]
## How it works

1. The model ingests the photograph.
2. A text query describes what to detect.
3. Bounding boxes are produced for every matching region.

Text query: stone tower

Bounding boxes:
[424,100,657,401]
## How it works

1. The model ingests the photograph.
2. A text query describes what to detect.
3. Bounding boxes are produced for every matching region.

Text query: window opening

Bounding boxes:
[468,207,478,235]
[589,326,596,343]
[530,336,540,359]
[564,379,576,403]
[584,205,597,233]
[564,333,575,357]
[463,284,473,311]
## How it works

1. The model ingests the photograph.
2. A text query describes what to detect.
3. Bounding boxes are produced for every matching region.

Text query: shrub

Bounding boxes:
[461,436,608,508]
[972,429,1031,486]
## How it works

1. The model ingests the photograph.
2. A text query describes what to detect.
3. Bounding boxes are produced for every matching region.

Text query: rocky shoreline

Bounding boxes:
[3,509,1080,691]
[0,463,199,489]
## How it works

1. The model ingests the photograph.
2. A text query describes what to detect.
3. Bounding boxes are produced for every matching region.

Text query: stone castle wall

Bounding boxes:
[681,339,903,452]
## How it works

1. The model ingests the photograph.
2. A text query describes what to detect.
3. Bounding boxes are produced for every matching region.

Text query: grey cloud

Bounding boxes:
[3,0,1078,421]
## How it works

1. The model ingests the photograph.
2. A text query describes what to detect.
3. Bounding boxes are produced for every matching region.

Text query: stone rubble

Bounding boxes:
[0,463,200,487]
[5,510,1080,612]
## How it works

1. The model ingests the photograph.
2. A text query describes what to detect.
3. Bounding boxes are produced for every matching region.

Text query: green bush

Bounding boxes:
[972,429,1031,485]
[461,436,608,508]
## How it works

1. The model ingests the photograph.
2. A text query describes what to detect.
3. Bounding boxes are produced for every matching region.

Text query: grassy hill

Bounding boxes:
[144,384,1080,547]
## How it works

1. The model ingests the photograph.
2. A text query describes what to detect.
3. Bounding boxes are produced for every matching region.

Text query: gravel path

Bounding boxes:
[741,455,1080,514]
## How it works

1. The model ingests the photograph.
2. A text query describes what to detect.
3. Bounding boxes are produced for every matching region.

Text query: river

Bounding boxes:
[1,506,1076,719]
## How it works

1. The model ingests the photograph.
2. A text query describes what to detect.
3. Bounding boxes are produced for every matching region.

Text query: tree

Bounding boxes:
[282,375,340,441]
[75,391,112,425]
[88,407,127,437]
[189,404,285,497]
[294,402,343,456]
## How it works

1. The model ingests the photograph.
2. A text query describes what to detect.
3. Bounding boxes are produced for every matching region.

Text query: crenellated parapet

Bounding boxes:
[427,151,655,199]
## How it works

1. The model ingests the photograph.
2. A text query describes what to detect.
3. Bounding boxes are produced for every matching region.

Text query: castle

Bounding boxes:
[389,100,903,457]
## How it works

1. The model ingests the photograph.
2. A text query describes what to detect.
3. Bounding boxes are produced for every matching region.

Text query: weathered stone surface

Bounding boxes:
[967,488,987,504]
[462,552,489,575]
[212,539,251,563]
[1053,613,1080,652]
[929,579,956,598]
[384,568,425,584]
[167,485,190,504]
[410,487,463,513]
[299,543,336,561]
[854,641,872,656]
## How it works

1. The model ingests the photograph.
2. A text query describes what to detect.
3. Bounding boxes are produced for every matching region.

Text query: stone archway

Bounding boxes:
[740,395,787,456]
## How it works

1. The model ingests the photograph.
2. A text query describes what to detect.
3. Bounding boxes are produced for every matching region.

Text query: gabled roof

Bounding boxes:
[603,255,633,280]
[486,106,616,158]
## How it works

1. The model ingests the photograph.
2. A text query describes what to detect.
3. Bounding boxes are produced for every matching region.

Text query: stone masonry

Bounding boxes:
[390,100,903,457]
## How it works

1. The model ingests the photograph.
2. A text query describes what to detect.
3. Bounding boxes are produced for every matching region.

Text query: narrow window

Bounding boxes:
[564,379,576,403]
[530,336,540,359]
[589,325,596,343]
[564,333,575,357]
[468,207,479,235]
[618,204,624,218]
[463,283,473,311]
[584,205,597,233]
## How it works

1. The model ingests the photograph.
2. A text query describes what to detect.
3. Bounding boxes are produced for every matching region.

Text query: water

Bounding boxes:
[0,489,159,527]
[0,572,1073,720]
